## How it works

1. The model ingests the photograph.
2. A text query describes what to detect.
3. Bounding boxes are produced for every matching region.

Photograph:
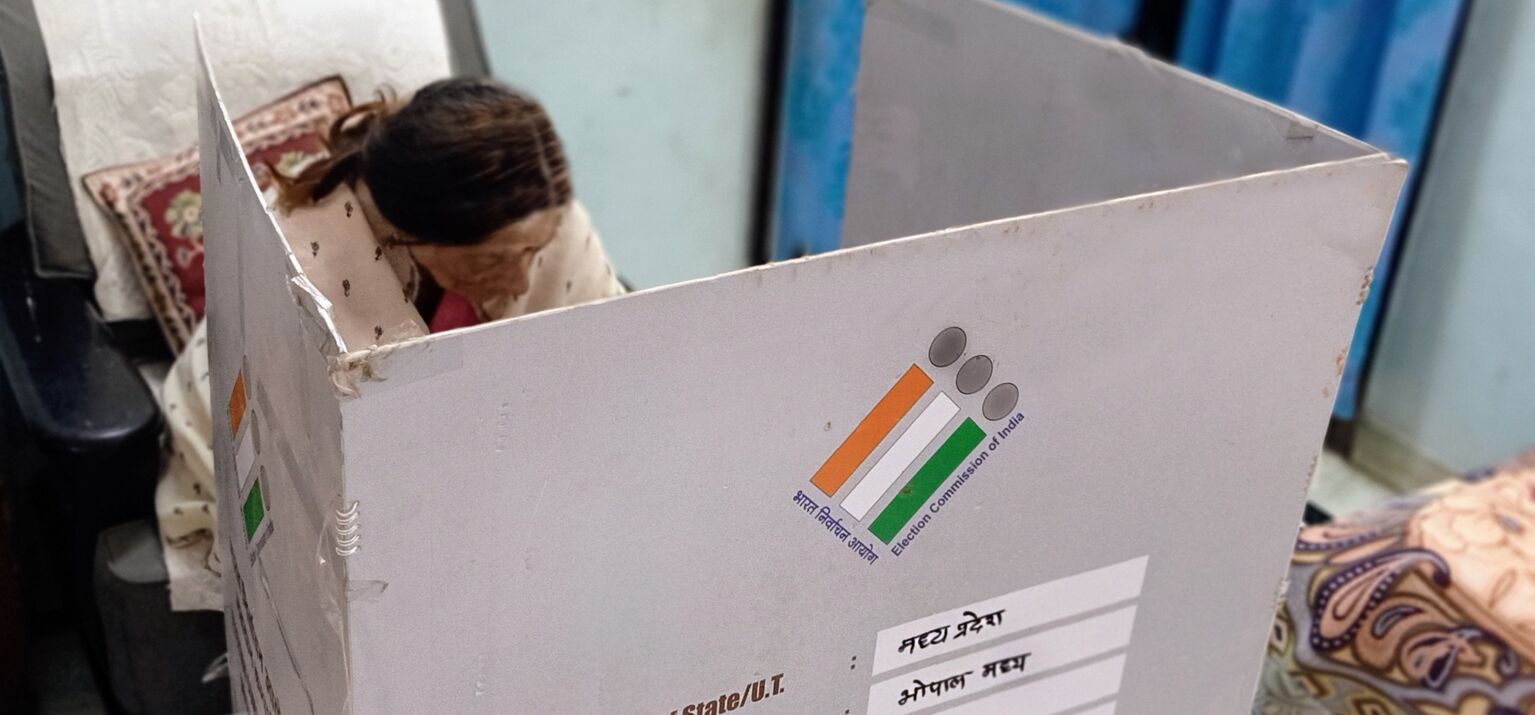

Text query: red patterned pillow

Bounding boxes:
[84,76,352,351]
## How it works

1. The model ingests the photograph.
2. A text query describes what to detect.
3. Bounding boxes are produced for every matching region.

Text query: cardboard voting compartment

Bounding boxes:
[200,1,1404,713]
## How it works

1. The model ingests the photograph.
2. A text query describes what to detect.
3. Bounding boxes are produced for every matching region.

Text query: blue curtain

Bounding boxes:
[770,0,1141,261]
[1178,0,1463,420]
[771,0,865,260]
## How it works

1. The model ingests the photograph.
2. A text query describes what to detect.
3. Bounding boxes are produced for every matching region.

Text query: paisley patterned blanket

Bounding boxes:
[1257,452,1535,715]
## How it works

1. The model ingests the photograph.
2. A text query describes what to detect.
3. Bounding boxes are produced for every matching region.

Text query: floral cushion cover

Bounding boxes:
[83,76,351,351]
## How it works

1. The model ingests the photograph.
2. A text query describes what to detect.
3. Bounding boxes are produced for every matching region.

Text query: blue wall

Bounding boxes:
[475,0,770,289]
[1364,1,1535,470]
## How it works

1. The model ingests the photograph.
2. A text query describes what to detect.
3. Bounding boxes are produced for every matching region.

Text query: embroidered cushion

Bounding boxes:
[83,76,351,351]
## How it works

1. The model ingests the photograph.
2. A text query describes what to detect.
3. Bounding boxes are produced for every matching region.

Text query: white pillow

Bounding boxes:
[32,0,452,320]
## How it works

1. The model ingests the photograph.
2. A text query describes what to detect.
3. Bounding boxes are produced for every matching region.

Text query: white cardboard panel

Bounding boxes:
[197,1,1406,712]
[198,35,352,715]
[844,0,1375,246]
[336,155,1401,713]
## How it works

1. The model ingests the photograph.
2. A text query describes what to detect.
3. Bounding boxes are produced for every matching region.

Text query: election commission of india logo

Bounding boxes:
[791,326,1025,561]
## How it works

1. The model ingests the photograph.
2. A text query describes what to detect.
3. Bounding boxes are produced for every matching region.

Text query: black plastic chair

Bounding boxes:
[0,1,489,711]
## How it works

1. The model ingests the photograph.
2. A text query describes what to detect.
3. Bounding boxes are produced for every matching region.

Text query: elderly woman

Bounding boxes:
[156,80,623,609]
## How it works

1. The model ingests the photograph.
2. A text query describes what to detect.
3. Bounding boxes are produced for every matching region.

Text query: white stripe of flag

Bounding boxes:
[842,393,959,520]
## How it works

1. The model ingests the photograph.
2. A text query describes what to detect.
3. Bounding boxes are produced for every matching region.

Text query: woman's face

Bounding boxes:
[408,207,561,303]
[356,183,560,305]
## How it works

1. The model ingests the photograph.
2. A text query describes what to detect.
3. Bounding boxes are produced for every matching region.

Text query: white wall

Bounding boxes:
[1363,1,1535,470]
[472,0,769,289]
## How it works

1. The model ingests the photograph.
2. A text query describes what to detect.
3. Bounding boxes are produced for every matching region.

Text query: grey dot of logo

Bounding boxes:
[929,326,967,368]
[956,355,993,395]
[983,383,1019,421]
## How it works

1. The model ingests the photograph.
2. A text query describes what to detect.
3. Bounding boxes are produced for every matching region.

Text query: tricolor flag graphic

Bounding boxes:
[810,365,987,543]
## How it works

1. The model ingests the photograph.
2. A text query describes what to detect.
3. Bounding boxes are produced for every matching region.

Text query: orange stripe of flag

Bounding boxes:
[228,370,247,437]
[810,365,933,496]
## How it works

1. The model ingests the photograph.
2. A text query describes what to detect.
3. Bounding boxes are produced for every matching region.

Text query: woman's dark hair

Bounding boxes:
[276,78,572,246]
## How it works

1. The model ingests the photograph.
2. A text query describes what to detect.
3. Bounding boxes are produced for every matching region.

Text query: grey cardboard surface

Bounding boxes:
[844,0,1374,247]
[338,156,1402,713]
[199,33,351,714]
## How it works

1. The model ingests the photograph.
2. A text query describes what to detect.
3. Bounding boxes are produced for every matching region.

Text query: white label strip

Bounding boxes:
[873,556,1147,673]
[943,655,1127,715]
[842,393,958,519]
[1069,703,1116,715]
[235,414,257,490]
[865,606,1137,715]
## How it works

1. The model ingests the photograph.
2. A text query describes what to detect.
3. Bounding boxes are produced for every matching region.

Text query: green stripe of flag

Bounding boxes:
[869,418,986,543]
[243,479,266,541]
